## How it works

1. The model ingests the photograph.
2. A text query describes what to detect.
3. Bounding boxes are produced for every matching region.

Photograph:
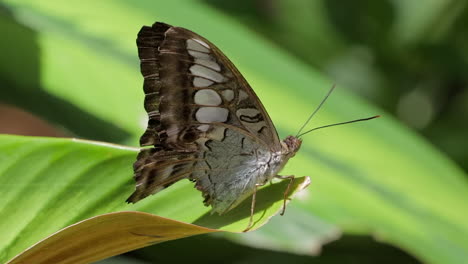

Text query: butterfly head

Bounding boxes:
[282,136,302,158]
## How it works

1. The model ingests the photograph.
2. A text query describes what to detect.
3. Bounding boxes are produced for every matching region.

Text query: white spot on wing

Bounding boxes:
[238,90,248,103]
[196,107,229,123]
[193,77,214,87]
[193,38,210,49]
[195,58,221,71]
[186,39,209,53]
[221,89,234,102]
[190,65,225,83]
[188,50,211,60]
[194,89,222,106]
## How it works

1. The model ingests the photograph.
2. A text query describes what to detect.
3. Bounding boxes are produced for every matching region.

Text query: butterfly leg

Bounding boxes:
[243,183,264,232]
[275,175,295,216]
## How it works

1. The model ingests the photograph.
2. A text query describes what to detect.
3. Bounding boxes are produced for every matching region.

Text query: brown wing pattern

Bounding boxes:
[136,22,168,147]
[127,22,281,203]
[126,148,198,202]
[137,22,280,149]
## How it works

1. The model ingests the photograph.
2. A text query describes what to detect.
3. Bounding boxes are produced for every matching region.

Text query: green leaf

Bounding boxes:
[1,1,468,264]
[0,135,308,263]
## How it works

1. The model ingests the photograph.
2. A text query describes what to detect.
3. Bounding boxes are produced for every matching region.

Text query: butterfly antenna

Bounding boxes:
[297,115,380,138]
[295,84,336,137]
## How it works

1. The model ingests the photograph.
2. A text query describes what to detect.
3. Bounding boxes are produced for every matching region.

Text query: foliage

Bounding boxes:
[0,1,467,263]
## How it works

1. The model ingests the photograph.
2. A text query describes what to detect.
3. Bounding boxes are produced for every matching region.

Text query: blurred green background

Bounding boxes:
[1,0,467,263]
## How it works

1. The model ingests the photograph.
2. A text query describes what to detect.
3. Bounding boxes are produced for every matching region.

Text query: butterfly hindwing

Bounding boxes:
[191,128,275,214]
[127,148,198,202]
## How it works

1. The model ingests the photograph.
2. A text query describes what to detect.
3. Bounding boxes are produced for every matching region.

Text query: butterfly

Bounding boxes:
[126,22,378,231]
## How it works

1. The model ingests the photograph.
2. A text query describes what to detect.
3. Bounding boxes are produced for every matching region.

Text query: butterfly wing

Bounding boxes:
[127,22,283,213]
[137,22,280,149]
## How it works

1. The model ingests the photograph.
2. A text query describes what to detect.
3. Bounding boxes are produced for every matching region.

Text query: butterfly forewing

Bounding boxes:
[127,22,286,214]
[138,22,280,149]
